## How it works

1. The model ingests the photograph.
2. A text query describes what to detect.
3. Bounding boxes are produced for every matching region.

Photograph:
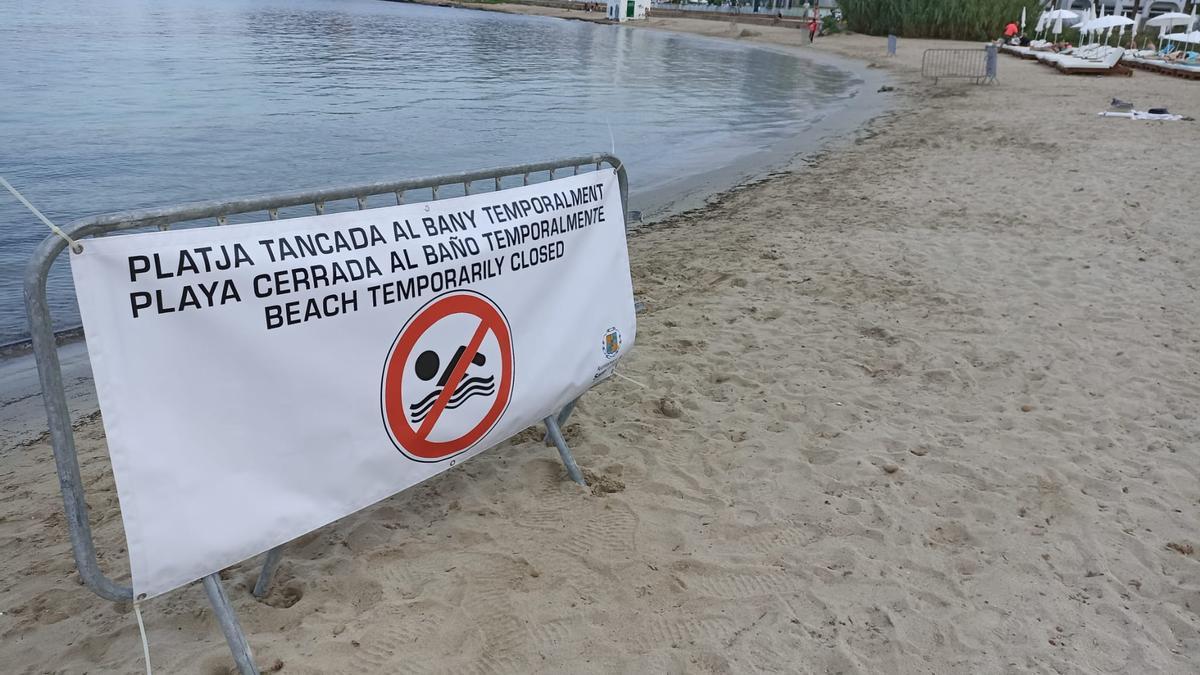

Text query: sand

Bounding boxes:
[4,14,1200,675]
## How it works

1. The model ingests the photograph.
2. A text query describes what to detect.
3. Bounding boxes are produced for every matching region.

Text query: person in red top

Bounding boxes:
[1004,22,1020,39]
[808,16,819,43]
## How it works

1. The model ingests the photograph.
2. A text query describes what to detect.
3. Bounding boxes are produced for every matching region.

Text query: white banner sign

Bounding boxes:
[71,170,634,599]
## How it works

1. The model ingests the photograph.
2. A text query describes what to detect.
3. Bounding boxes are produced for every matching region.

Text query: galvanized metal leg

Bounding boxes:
[543,397,580,446]
[202,573,259,675]
[252,546,283,599]
[556,398,579,428]
[543,415,586,486]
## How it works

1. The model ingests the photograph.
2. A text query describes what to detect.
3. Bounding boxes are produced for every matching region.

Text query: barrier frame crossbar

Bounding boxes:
[921,45,999,84]
[22,153,628,675]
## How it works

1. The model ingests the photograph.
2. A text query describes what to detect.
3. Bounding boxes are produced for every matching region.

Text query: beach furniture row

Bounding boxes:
[1000,41,1131,76]
[1122,48,1200,79]
[1002,37,1200,80]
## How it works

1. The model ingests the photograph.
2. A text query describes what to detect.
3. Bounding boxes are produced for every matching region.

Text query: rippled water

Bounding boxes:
[0,0,862,343]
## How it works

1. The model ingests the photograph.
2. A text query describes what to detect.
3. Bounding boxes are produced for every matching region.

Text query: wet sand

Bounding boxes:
[3,17,1200,675]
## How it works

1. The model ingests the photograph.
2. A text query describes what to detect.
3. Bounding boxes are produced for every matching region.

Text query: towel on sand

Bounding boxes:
[1098,110,1185,121]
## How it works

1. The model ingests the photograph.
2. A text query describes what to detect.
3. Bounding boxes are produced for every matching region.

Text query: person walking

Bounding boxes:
[808,15,819,43]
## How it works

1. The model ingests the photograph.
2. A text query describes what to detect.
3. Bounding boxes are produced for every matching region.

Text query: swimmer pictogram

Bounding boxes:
[380,291,513,462]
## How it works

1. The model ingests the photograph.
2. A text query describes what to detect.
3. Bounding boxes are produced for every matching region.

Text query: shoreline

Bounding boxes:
[399,0,898,224]
[0,8,890,354]
[5,10,1200,675]
[0,15,895,451]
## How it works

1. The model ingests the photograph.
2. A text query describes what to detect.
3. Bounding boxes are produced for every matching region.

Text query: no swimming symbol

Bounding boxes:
[381,291,514,462]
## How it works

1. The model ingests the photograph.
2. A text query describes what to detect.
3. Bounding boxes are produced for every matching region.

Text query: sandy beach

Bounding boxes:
[4,11,1200,674]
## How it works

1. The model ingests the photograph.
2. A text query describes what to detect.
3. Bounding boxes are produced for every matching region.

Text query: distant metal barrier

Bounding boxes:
[23,153,629,675]
[921,45,998,84]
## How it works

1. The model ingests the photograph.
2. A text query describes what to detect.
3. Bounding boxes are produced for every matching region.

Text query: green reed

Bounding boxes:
[839,0,1044,41]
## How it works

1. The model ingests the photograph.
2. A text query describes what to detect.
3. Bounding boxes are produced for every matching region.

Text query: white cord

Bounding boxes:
[133,600,153,675]
[604,120,625,175]
[0,175,83,253]
[613,369,648,389]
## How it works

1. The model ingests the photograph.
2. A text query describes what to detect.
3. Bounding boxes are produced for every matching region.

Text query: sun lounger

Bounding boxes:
[1035,45,1102,66]
[1122,53,1200,79]
[1055,47,1131,76]
[1160,61,1200,79]
[1002,45,1035,59]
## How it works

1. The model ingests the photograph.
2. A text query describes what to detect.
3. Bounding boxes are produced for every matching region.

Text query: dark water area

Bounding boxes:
[0,0,866,343]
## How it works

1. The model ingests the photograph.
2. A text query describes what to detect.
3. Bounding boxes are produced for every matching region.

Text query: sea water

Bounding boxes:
[0,0,864,343]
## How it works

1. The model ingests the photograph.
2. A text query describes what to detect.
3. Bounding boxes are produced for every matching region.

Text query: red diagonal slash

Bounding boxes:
[415,320,490,439]
[383,291,514,461]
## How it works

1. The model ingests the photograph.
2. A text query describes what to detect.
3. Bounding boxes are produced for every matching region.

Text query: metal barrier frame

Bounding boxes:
[23,153,628,674]
[921,45,999,84]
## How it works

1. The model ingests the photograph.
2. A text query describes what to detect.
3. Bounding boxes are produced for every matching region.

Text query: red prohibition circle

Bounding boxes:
[381,291,513,462]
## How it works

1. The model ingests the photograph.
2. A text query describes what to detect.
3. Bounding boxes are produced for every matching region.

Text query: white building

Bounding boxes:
[1049,0,1188,20]
[608,0,649,21]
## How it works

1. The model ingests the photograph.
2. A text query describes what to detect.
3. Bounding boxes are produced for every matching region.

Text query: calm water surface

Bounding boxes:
[0,0,863,343]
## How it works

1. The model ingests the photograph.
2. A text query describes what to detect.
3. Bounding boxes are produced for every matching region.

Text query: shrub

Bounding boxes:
[838,0,1043,41]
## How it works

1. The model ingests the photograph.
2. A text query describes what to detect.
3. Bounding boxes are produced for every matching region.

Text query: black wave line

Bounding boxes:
[408,375,494,413]
[408,379,496,418]
[443,387,494,410]
[413,382,495,418]
[410,389,494,423]
[447,382,495,405]
[409,387,444,411]
[409,383,496,423]
[408,380,496,421]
